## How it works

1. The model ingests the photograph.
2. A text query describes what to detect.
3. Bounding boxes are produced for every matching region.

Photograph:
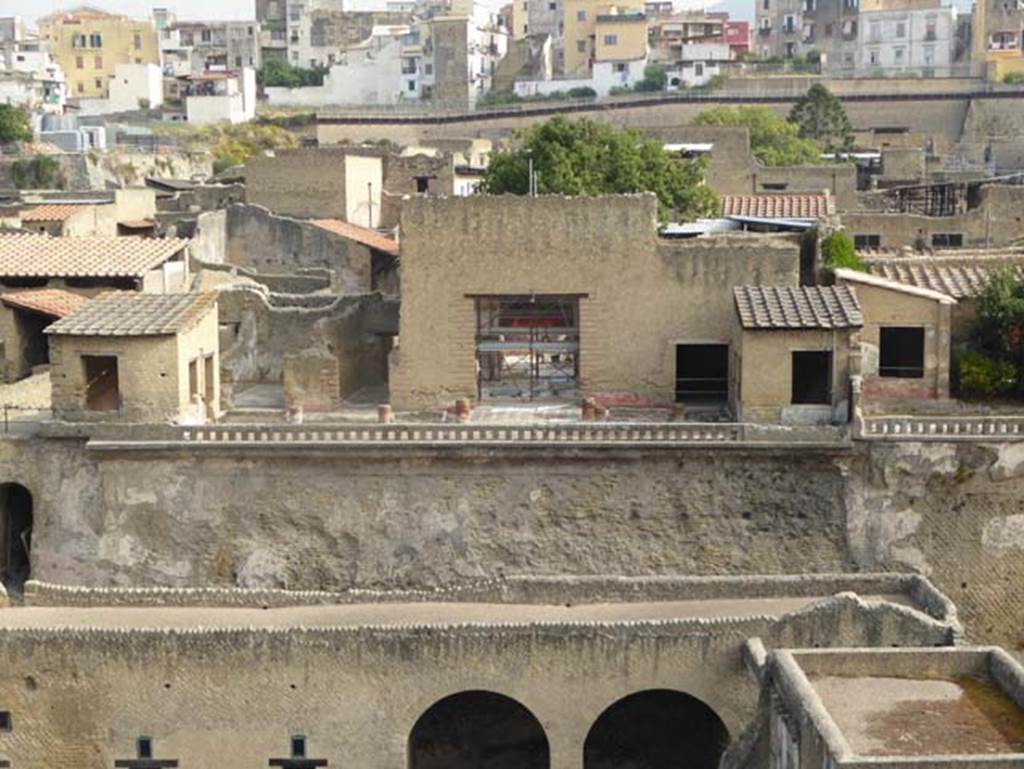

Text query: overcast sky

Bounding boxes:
[3,0,752,26]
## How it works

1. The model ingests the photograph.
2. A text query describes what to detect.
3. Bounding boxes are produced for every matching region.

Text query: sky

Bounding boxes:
[3,0,754,24]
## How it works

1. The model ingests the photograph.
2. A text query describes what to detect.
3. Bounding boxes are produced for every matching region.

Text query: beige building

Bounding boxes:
[835,268,953,403]
[390,193,802,409]
[731,285,861,424]
[17,189,157,237]
[563,0,645,76]
[0,288,88,382]
[46,292,220,423]
[37,6,160,100]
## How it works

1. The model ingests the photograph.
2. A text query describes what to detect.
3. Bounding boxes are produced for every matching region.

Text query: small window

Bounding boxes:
[235,55,242,66]
[879,327,925,378]
[94,55,103,69]
[188,359,199,399]
[76,55,84,69]
[792,351,832,404]
[83,356,120,412]
[415,176,430,193]
[137,737,153,760]
[576,39,586,52]
[407,80,416,91]
[603,34,618,45]
[291,736,307,758]
[95,78,103,89]
[134,32,142,49]
[549,1,556,8]
[931,233,963,248]
[89,32,102,47]
[0,711,11,731]
[77,81,85,93]
[895,21,905,37]
[761,182,788,191]
[577,9,587,20]
[854,233,881,249]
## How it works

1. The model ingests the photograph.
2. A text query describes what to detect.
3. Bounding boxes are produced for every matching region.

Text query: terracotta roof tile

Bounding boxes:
[734,285,863,329]
[0,288,90,318]
[310,219,400,256]
[864,255,1024,299]
[0,233,189,278]
[721,193,834,219]
[45,292,216,337]
[19,204,90,223]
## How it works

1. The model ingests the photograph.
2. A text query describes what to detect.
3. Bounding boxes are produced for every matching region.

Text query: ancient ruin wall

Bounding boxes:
[2,435,1022,647]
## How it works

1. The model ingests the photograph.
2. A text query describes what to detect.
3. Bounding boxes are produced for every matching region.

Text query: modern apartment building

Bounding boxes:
[755,0,859,66]
[563,0,645,77]
[37,6,160,99]
[856,0,955,76]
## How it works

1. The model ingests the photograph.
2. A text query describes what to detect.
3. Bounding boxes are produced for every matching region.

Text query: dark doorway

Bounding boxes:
[879,327,925,378]
[0,483,32,593]
[791,350,832,404]
[675,344,728,402]
[82,355,120,411]
[408,691,549,769]
[583,689,729,769]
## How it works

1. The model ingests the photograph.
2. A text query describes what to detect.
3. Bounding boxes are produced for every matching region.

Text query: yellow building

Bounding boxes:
[563,0,645,76]
[38,6,160,99]
[971,0,1024,80]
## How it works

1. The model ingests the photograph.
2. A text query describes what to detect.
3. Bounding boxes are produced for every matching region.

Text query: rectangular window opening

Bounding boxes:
[931,233,963,248]
[879,326,925,378]
[675,343,728,403]
[83,355,120,412]
[290,736,306,758]
[137,737,153,760]
[791,350,832,404]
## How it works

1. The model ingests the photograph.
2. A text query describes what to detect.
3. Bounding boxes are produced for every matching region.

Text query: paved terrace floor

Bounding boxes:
[0,595,911,630]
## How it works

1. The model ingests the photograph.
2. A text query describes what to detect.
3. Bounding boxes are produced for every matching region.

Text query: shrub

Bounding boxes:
[12,156,61,189]
[566,86,597,99]
[957,351,1016,399]
[820,231,865,274]
[1002,71,1024,85]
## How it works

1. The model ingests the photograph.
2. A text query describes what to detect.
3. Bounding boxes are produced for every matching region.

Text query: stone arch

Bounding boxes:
[408,690,550,769]
[0,483,32,593]
[583,688,730,769]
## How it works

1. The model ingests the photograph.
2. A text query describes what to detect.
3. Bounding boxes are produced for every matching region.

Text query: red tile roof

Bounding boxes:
[310,219,400,256]
[720,193,834,219]
[20,204,89,223]
[0,288,90,318]
[0,233,189,278]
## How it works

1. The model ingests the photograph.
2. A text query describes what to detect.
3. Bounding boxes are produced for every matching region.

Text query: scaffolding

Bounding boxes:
[474,295,580,401]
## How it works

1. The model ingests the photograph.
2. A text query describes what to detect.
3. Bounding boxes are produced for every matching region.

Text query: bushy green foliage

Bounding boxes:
[633,63,667,92]
[11,156,61,189]
[820,231,865,274]
[692,105,822,166]
[956,351,1016,399]
[157,122,299,173]
[972,269,1024,395]
[257,59,328,88]
[788,83,854,153]
[0,105,32,144]
[478,117,718,221]
[1002,71,1024,85]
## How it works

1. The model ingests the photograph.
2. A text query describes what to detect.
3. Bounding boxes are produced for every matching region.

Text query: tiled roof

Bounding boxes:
[721,193,834,219]
[0,233,189,278]
[734,285,863,329]
[864,256,1024,299]
[45,292,216,337]
[1,288,90,318]
[19,204,88,222]
[310,219,400,256]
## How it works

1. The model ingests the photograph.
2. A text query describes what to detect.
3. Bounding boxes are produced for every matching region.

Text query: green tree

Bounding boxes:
[788,83,853,153]
[0,105,31,144]
[478,117,718,220]
[257,59,328,88]
[973,269,1024,394]
[634,63,667,92]
[692,105,821,166]
[820,230,864,275]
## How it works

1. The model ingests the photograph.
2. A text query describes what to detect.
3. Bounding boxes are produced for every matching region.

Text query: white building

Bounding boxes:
[0,35,66,114]
[184,67,257,124]
[107,62,164,111]
[856,1,956,76]
[665,40,732,87]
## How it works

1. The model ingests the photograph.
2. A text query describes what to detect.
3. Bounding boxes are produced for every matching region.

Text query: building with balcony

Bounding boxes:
[563,0,644,76]
[972,0,1024,79]
[160,20,262,75]
[37,6,159,101]
[0,29,66,114]
[182,68,257,125]
[856,0,955,76]
[755,0,859,68]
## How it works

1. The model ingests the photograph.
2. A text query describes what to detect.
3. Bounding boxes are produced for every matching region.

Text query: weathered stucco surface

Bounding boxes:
[1,436,1022,647]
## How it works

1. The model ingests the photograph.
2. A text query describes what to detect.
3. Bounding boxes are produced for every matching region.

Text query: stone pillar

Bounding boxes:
[937,301,952,399]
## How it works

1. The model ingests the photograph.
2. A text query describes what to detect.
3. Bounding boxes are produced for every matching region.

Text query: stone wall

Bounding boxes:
[390,194,802,409]
[217,286,395,406]
[0,591,950,769]
[223,204,372,293]
[0,432,1021,645]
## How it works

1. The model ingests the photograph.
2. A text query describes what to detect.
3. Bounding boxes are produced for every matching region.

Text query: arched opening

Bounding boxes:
[0,484,32,593]
[408,690,550,769]
[583,689,729,769]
